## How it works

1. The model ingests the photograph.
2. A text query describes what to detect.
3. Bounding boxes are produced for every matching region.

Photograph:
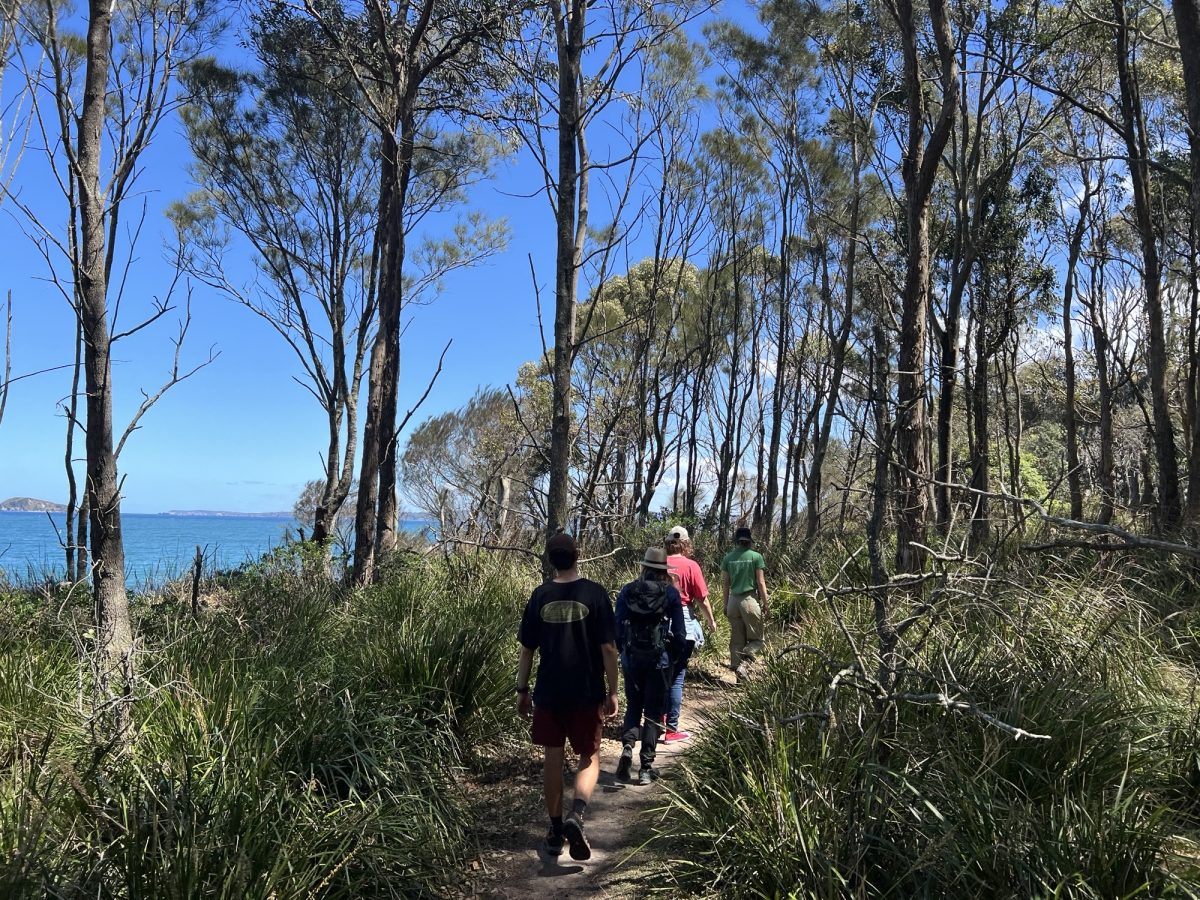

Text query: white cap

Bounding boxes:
[668,525,690,542]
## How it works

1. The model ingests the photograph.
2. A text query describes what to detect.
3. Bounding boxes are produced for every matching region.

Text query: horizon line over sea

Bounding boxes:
[0,511,434,587]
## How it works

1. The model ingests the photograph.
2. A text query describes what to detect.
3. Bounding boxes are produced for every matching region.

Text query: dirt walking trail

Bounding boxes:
[461,679,733,899]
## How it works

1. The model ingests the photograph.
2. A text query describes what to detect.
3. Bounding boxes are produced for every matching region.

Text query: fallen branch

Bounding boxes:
[777,641,838,670]
[578,547,621,565]
[1012,493,1200,559]
[909,468,1200,560]
[1020,538,1149,554]
[894,691,1051,741]
[823,664,859,728]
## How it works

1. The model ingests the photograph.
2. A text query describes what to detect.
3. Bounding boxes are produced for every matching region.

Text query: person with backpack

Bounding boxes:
[614,547,685,785]
[721,525,769,680]
[517,532,619,861]
[663,528,716,742]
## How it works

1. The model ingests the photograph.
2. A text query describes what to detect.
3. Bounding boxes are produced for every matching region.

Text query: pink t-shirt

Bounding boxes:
[668,554,708,605]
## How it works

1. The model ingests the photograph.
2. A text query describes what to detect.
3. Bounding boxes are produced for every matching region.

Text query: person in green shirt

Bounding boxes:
[720,526,768,679]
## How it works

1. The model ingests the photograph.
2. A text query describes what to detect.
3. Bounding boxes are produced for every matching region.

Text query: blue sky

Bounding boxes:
[0,2,752,513]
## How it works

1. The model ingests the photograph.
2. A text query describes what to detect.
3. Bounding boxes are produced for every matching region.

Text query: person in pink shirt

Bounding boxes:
[663,527,717,741]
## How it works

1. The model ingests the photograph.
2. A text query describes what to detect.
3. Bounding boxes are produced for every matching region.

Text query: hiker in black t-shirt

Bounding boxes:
[613,547,685,785]
[516,533,619,862]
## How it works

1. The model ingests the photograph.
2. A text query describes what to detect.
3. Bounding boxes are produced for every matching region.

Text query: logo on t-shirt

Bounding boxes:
[541,600,590,624]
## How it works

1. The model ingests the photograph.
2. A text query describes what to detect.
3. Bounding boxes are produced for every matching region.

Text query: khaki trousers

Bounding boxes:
[727,591,763,669]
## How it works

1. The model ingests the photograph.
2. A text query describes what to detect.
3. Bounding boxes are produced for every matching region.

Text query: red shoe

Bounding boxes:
[663,730,691,743]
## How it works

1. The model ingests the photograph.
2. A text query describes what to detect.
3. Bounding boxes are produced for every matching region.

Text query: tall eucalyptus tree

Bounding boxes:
[291,0,521,583]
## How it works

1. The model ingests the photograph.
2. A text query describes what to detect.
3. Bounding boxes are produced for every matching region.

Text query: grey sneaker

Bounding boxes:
[615,751,633,781]
[562,812,591,860]
[638,766,659,785]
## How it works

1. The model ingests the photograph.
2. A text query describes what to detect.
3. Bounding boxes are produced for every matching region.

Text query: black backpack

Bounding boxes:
[622,579,670,666]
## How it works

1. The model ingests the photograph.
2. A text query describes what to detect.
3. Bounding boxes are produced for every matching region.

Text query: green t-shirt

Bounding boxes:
[721,546,765,595]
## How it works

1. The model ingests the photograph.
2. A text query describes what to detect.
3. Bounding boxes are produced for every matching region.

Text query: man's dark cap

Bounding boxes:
[734,526,753,543]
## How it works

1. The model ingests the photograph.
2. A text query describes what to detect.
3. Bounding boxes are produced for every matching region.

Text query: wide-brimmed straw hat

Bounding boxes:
[641,547,676,571]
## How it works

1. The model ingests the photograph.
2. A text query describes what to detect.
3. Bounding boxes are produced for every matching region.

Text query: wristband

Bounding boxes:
[515,685,530,695]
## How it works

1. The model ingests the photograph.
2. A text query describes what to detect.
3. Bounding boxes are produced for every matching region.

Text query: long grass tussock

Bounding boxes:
[0,545,530,899]
[6,527,1200,899]
[660,551,1200,899]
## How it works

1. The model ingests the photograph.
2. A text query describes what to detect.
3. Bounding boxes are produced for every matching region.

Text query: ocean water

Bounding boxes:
[0,512,431,586]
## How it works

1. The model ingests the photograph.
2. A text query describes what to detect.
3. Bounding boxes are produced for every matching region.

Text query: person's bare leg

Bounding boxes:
[544,745,565,818]
[573,750,601,804]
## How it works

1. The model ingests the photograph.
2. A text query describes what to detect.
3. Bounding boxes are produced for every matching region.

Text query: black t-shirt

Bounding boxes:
[518,577,616,708]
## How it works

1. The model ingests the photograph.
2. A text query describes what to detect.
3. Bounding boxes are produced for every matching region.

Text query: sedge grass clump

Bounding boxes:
[346,555,526,751]
[663,565,1200,898]
[0,549,535,897]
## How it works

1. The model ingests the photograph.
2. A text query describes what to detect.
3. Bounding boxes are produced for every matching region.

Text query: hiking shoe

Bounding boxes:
[615,751,633,781]
[562,812,591,860]
[663,730,691,743]
[638,766,659,785]
[543,826,564,856]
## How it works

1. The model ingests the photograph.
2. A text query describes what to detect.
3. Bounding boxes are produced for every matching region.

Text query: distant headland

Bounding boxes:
[0,497,68,513]
[159,509,293,518]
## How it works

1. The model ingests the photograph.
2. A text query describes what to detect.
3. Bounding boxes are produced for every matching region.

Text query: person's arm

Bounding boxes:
[668,592,686,660]
[721,570,730,613]
[692,561,716,630]
[614,588,627,648]
[755,567,769,618]
[601,642,620,718]
[516,644,535,717]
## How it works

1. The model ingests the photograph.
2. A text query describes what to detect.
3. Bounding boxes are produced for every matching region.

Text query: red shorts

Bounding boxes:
[531,703,603,756]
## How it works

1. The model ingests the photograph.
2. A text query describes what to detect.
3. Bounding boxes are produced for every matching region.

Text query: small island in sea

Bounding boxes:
[0,497,68,513]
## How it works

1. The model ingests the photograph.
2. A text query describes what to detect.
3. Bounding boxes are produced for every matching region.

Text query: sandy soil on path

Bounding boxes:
[459,678,734,899]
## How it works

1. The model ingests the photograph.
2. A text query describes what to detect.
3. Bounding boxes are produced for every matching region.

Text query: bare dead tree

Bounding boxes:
[0,0,33,203]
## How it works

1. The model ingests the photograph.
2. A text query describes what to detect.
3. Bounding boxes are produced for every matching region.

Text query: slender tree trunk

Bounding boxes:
[65,313,82,580]
[374,103,417,563]
[1140,444,1156,510]
[763,197,791,540]
[351,155,395,584]
[1112,0,1181,528]
[311,404,342,546]
[890,0,958,575]
[969,309,990,551]
[1061,192,1091,519]
[934,271,969,532]
[76,492,89,581]
[935,40,975,534]
[1091,306,1117,524]
[1173,0,1200,519]
[809,179,861,543]
[78,0,133,734]
[545,0,586,562]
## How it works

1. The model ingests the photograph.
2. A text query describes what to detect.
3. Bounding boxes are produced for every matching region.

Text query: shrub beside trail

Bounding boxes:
[0,550,529,898]
[662,557,1200,898]
[6,537,1200,898]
